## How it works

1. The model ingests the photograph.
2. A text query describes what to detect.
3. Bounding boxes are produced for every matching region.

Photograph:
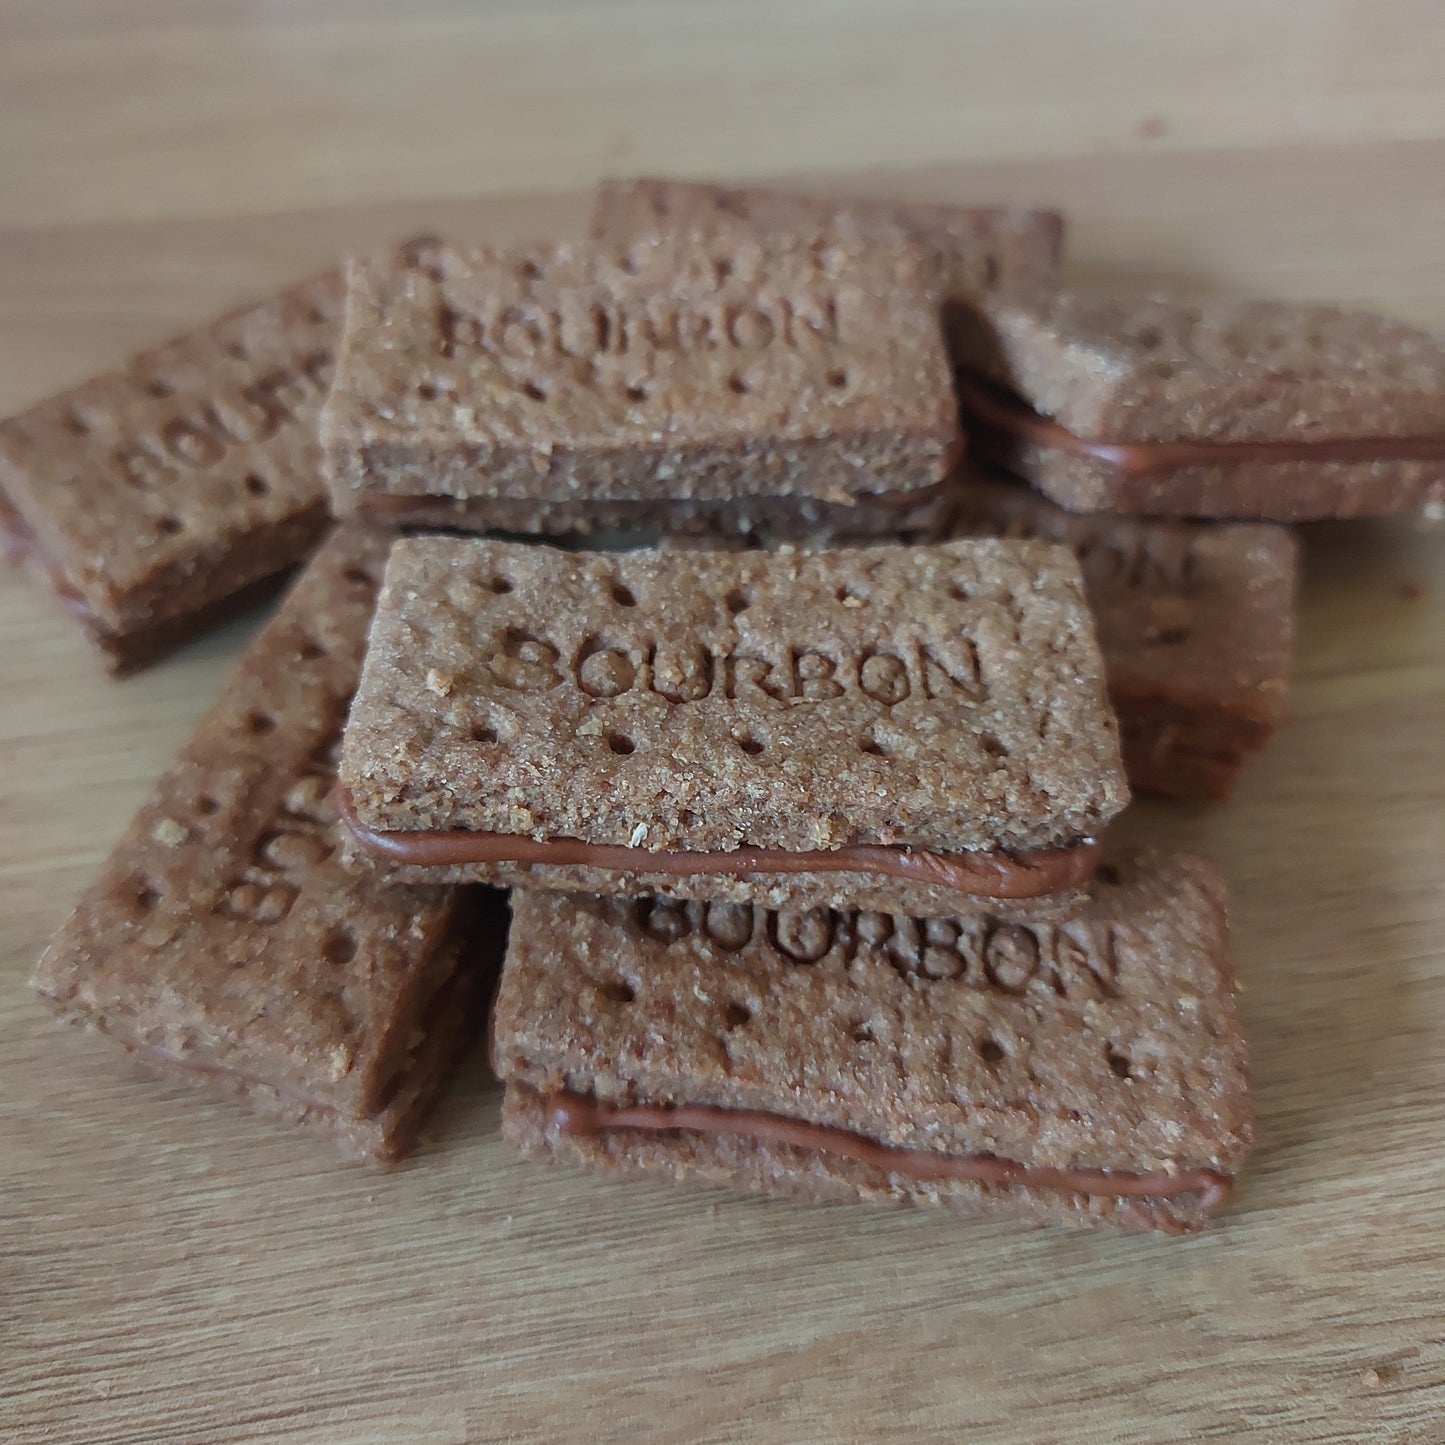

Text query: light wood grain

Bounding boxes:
[4,1,1445,228]
[3,6,1445,1444]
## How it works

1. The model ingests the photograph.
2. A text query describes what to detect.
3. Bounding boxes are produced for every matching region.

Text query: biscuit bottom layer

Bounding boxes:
[955,371,1445,474]
[337,791,1099,900]
[537,1088,1233,1222]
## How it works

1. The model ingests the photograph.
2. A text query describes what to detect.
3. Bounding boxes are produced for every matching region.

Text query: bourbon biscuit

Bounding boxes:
[952,289,1445,520]
[493,850,1253,1234]
[337,535,1128,915]
[0,272,343,672]
[320,235,960,540]
[30,530,502,1164]
[589,176,1065,355]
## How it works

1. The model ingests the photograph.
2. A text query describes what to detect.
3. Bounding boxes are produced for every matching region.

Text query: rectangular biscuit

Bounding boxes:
[0,272,343,672]
[337,535,1128,915]
[944,473,1296,799]
[952,289,1445,520]
[493,850,1254,1234]
[588,176,1066,356]
[30,530,503,1164]
[320,235,960,540]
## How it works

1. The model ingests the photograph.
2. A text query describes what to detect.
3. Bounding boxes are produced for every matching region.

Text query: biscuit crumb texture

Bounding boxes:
[340,535,1128,855]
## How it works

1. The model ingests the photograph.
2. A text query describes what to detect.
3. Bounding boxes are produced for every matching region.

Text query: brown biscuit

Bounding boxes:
[588,177,1065,355]
[952,289,1445,520]
[30,530,502,1165]
[0,273,343,672]
[494,850,1254,1234]
[944,473,1296,799]
[337,535,1128,914]
[320,235,960,539]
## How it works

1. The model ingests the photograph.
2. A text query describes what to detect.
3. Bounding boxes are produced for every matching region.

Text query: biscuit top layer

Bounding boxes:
[955,288,1445,444]
[321,235,959,503]
[339,535,1128,855]
[588,177,1064,306]
[492,851,1253,1177]
[0,273,341,630]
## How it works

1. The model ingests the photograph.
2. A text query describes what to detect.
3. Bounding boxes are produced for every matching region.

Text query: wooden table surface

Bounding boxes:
[3,6,1445,1443]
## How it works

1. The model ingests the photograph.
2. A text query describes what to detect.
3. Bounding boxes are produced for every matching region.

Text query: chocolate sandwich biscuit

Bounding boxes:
[320,235,960,540]
[0,272,343,672]
[338,535,1128,915]
[952,290,1445,521]
[31,530,501,1164]
[494,850,1253,1234]
[945,473,1296,799]
[588,177,1065,356]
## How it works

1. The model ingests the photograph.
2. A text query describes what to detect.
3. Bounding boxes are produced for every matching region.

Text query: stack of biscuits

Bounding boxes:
[9,175,1443,1234]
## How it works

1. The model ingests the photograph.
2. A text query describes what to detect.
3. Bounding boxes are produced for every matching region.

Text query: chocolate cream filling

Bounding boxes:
[541,1089,1233,1213]
[955,371,1445,475]
[337,790,1100,899]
